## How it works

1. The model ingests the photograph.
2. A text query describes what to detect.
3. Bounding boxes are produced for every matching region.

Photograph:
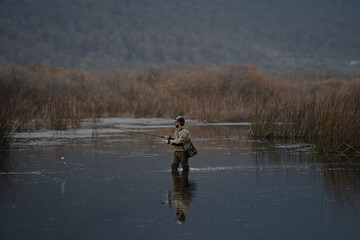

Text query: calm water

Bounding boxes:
[1,118,360,240]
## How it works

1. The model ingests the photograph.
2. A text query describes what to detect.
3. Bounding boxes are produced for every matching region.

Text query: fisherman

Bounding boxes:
[165,116,191,172]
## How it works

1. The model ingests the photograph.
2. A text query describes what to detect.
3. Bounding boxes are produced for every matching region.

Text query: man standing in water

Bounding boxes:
[165,116,191,171]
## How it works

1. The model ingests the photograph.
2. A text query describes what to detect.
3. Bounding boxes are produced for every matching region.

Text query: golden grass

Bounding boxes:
[0,97,31,148]
[251,77,360,154]
[0,64,359,153]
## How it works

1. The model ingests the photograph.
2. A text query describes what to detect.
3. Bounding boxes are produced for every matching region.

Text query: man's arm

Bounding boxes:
[169,130,189,145]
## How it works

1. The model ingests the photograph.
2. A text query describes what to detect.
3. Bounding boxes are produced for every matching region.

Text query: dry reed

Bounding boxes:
[0,64,359,154]
[251,77,360,154]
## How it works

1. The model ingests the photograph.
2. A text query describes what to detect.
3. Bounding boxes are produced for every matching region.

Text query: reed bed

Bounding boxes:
[251,78,360,154]
[0,98,31,148]
[0,64,359,154]
[0,64,276,124]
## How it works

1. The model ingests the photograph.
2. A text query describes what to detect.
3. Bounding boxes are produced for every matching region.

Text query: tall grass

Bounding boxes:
[251,78,360,154]
[1,64,359,154]
[0,64,278,125]
[0,98,31,148]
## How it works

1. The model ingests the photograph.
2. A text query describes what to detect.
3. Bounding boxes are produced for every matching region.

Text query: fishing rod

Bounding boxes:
[108,126,166,138]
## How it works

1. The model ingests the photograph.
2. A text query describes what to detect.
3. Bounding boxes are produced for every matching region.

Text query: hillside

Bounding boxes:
[1,0,360,73]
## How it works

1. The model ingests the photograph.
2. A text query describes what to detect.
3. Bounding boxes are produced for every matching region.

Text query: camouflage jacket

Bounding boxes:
[169,126,191,151]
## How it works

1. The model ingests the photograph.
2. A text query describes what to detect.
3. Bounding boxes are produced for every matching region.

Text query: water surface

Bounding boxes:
[1,118,360,239]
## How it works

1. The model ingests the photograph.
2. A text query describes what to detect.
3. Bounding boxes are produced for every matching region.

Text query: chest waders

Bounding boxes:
[171,150,189,171]
[171,130,189,171]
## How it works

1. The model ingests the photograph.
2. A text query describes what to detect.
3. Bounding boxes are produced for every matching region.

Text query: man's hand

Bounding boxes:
[164,136,172,144]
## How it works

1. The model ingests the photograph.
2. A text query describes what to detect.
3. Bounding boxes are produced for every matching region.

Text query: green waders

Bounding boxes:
[171,151,189,171]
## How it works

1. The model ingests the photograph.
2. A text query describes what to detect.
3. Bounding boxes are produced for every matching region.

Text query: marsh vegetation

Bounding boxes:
[0,64,359,154]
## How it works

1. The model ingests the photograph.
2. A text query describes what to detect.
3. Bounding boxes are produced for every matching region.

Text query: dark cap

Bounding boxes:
[175,116,185,125]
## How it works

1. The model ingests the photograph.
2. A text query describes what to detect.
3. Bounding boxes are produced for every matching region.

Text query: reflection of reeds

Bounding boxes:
[1,64,359,153]
[322,157,360,209]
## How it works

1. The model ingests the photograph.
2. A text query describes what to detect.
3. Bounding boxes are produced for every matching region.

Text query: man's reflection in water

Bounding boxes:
[171,170,197,224]
[0,151,12,183]
[0,151,11,173]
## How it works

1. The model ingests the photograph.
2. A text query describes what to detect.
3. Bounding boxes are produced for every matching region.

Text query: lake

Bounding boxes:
[1,118,360,240]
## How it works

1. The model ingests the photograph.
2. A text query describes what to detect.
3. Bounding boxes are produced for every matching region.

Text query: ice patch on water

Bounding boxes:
[149,166,249,173]
[162,165,257,173]
[0,171,41,175]
[196,122,251,126]
[275,143,316,153]
[153,163,315,174]
[0,171,65,175]
[12,117,253,148]
[191,166,245,172]
[92,117,200,129]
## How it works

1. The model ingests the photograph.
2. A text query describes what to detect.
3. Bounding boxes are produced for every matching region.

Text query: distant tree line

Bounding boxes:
[0,0,359,73]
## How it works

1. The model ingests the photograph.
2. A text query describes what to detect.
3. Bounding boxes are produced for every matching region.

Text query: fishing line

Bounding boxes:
[1,127,164,176]
[38,157,66,174]
[107,126,166,139]
[0,157,66,176]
